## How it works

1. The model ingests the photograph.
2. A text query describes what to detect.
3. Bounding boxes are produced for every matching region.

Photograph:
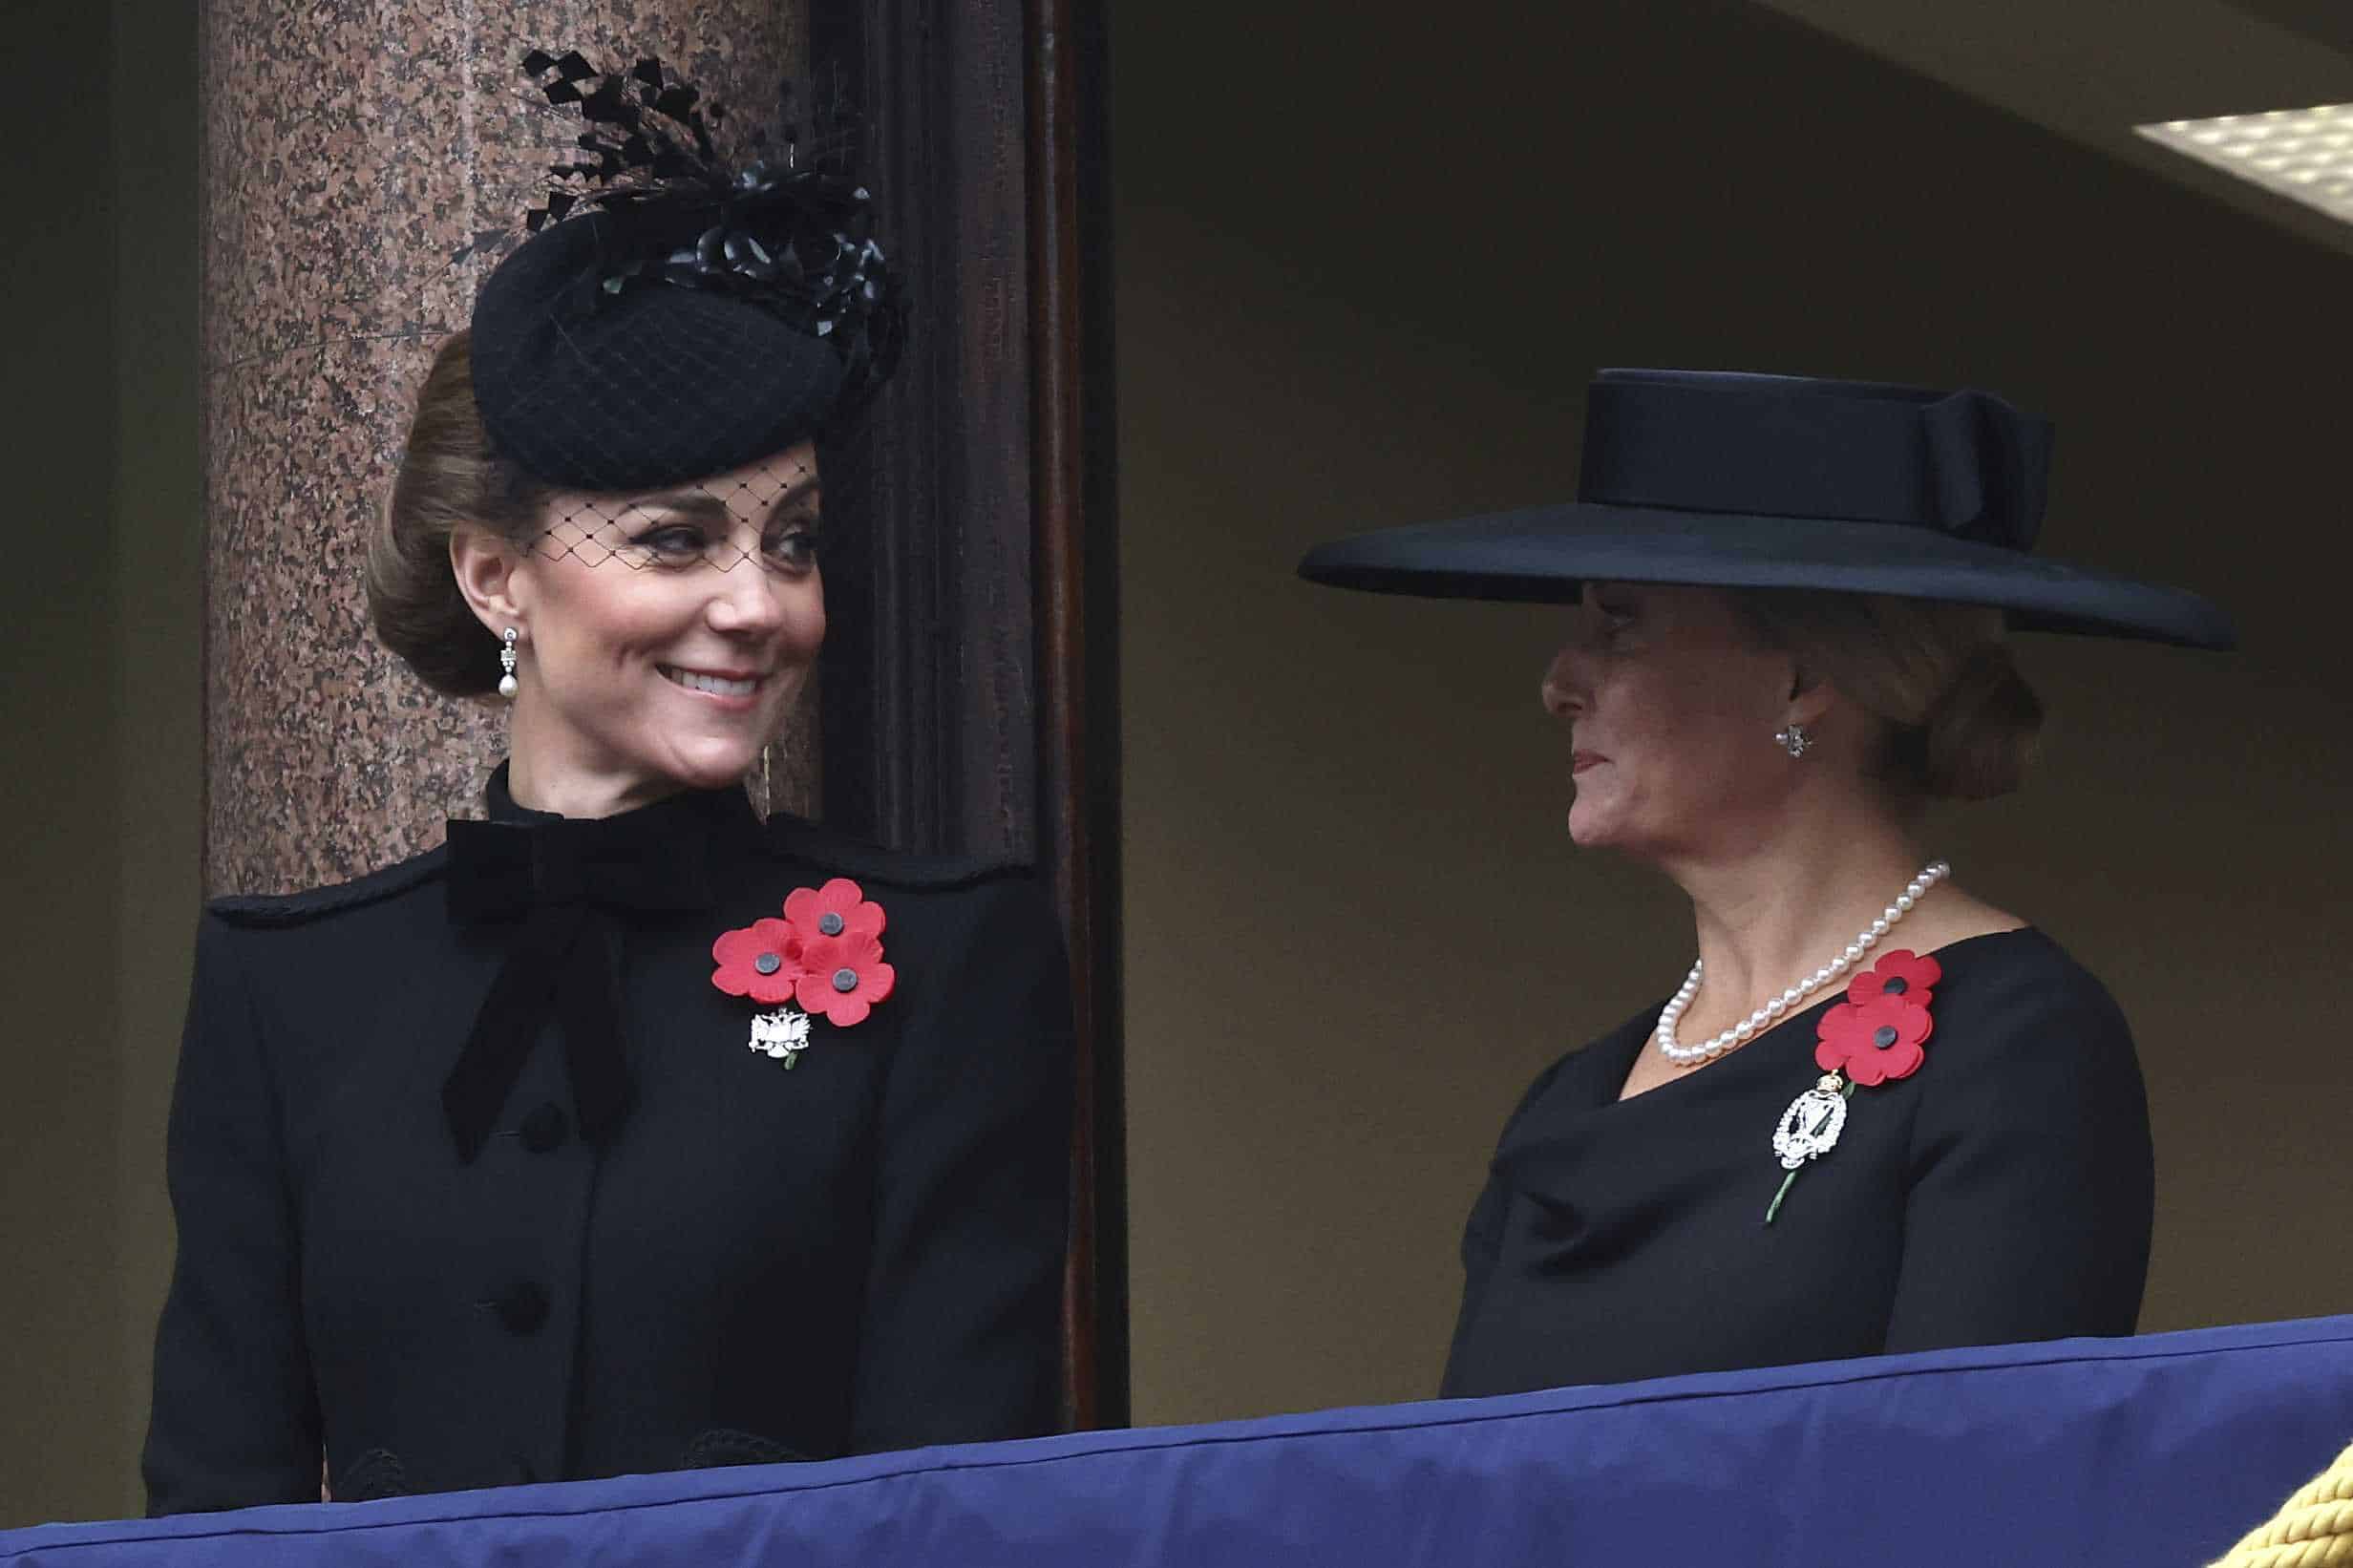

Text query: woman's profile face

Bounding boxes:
[508,440,826,796]
[1540,582,1803,862]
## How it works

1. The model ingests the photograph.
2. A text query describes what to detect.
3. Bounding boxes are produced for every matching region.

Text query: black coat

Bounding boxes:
[143,773,1072,1514]
[1442,929,2152,1398]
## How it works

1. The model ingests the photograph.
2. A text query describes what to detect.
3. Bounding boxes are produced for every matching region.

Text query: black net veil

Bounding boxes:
[465,47,900,549]
[531,448,826,577]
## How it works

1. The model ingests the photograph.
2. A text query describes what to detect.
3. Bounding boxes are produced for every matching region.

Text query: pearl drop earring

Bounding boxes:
[498,627,519,699]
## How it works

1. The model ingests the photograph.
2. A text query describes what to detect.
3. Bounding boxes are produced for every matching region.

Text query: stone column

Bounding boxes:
[201,0,811,894]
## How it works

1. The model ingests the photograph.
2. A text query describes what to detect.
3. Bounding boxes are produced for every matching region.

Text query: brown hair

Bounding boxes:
[366,330,550,696]
[1732,589,2044,802]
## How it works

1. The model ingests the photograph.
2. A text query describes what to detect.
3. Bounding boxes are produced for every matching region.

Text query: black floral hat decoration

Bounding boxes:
[1299,370,2235,649]
[466,49,903,493]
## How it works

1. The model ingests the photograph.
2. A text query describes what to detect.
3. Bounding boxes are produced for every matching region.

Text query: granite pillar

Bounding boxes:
[201,0,810,894]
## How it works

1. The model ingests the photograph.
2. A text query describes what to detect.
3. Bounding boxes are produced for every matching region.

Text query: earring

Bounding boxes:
[1773,723,1812,759]
[498,627,519,699]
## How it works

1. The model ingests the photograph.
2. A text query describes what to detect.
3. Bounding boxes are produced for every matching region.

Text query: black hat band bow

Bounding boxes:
[1577,374,2051,550]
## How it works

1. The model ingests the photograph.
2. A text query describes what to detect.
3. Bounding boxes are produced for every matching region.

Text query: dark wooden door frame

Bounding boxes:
[808,0,1125,1430]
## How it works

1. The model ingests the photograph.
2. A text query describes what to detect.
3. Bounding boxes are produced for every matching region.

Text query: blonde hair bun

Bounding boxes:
[1919,642,2042,801]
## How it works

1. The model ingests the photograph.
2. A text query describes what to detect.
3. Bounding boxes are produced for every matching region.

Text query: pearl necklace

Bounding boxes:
[1654,861,1950,1068]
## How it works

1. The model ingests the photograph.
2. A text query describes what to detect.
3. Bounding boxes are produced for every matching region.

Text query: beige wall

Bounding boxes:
[0,0,201,1527]
[1115,1,2353,1426]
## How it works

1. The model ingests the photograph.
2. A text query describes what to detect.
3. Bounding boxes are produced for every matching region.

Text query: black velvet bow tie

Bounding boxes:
[439,790,728,1163]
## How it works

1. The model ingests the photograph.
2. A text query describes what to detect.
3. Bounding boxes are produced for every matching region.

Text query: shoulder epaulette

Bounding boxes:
[759,814,1031,893]
[207,845,451,927]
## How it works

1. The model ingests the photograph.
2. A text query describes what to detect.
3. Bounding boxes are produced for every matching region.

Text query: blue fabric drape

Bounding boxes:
[13,1315,2352,1566]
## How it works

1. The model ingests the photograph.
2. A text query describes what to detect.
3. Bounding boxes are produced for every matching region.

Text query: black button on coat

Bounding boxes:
[142,772,1073,1513]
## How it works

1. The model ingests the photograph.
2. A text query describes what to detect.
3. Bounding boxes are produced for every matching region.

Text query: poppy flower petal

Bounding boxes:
[1876,949,1942,1005]
[1813,1004,1869,1053]
[711,921,796,999]
[1845,1051,1891,1088]
[794,934,849,978]
[784,879,887,946]
[1854,994,1931,1048]
[1876,1038,1926,1082]
[1850,949,1943,1007]
[1886,949,1943,989]
[746,969,801,1006]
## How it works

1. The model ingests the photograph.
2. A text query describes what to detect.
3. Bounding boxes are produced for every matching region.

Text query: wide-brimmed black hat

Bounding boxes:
[468,51,901,494]
[1297,369,2235,649]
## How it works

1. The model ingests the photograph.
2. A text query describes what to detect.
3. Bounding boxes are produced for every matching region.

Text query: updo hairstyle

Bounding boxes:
[1732,590,2043,802]
[366,331,550,697]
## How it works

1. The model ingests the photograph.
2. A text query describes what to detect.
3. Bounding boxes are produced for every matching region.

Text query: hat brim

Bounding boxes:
[1297,501,2236,650]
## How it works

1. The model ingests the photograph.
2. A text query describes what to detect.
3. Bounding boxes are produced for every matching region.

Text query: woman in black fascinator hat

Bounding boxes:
[1302,369,2233,1396]
[143,52,1071,1512]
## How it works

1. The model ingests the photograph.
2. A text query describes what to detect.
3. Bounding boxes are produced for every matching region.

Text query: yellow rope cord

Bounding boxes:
[2211,1439,2353,1568]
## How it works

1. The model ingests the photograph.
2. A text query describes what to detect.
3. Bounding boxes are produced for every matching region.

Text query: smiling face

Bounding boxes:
[477,441,826,809]
[1540,582,1812,862]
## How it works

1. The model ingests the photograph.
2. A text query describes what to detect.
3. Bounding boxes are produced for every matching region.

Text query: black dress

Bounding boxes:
[1441,929,2152,1399]
[143,771,1072,1513]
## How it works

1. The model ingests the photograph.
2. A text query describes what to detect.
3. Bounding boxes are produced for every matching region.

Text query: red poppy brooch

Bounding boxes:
[710,879,896,1068]
[1766,949,1941,1223]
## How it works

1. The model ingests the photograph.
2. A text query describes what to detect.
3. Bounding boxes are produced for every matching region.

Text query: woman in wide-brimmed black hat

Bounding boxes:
[1302,369,2233,1397]
[142,53,1071,1512]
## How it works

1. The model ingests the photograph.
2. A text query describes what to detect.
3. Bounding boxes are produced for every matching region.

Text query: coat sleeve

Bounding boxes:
[141,913,322,1514]
[847,875,1074,1451]
[1880,964,2153,1354]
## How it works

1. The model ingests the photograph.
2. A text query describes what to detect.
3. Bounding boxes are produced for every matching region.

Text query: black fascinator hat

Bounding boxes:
[1299,370,2235,649]
[468,50,902,493]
